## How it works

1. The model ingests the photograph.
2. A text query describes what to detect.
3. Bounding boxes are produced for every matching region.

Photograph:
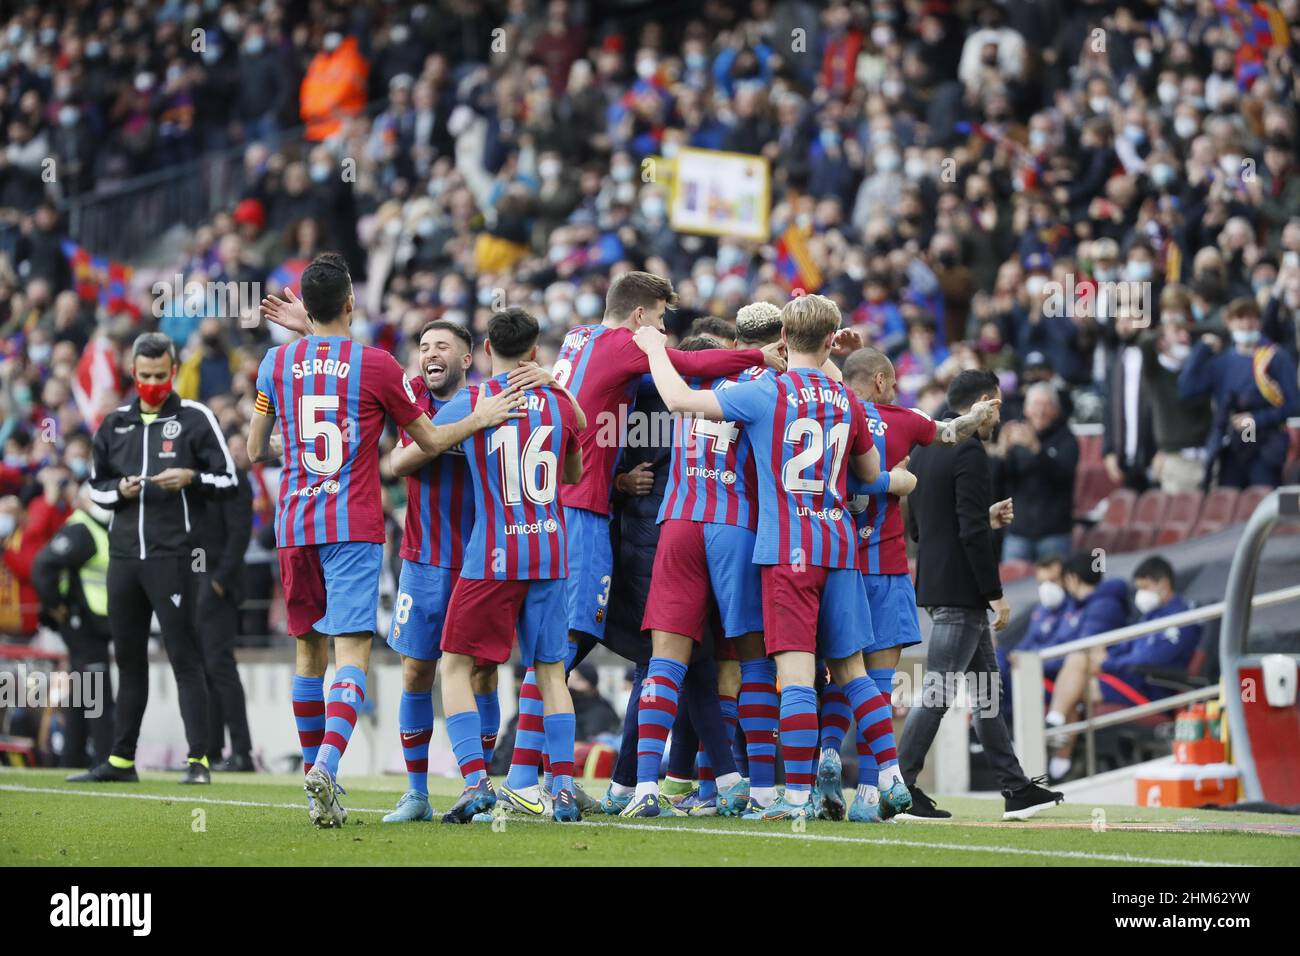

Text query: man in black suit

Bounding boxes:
[901,369,1064,821]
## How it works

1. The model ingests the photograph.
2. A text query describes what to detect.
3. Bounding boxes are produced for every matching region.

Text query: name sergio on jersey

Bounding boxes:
[292,358,351,379]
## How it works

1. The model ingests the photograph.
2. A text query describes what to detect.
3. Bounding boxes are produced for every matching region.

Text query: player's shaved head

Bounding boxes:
[780,294,840,353]
[843,347,893,393]
[735,301,783,345]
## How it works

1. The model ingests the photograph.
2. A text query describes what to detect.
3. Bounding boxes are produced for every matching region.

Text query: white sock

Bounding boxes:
[878,764,903,789]
[609,781,634,797]
[1049,756,1072,779]
[855,784,880,804]
[716,771,742,792]
[785,789,810,806]
[1045,710,1066,728]
[634,781,659,800]
[751,786,777,807]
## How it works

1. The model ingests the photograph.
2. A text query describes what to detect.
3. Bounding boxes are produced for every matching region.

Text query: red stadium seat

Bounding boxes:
[999,559,1034,583]
[1071,525,1084,551]
[1192,486,1239,537]
[1076,432,1103,464]
[1082,524,1120,555]
[1098,488,1138,527]
[1154,522,1193,546]
[1163,489,1203,528]
[1073,463,1122,519]
[1231,485,1272,524]
[1115,489,1169,552]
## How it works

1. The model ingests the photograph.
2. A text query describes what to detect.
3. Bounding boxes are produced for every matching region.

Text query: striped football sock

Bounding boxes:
[475,691,500,768]
[739,659,778,800]
[544,712,576,798]
[506,668,545,791]
[446,709,486,786]
[844,675,899,782]
[315,665,366,777]
[719,693,747,776]
[398,690,433,795]
[779,684,819,804]
[635,657,687,795]
[697,743,716,800]
[819,681,852,755]
[291,674,325,775]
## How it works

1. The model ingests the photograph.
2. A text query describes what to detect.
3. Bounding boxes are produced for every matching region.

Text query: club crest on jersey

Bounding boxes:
[543,517,558,533]
[162,420,182,439]
[720,470,737,485]
[797,505,844,522]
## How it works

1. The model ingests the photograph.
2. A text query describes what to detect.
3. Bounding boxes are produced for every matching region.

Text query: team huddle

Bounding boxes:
[250,254,1000,827]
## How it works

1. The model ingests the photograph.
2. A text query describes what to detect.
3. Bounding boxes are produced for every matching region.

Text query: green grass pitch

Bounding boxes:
[3,768,1298,866]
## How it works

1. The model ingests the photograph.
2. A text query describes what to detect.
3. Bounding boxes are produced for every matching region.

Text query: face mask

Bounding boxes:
[3,454,26,470]
[576,292,603,318]
[876,151,900,172]
[1174,116,1199,139]
[636,59,657,81]
[1232,329,1261,347]
[547,300,570,324]
[28,344,52,364]
[1089,96,1111,115]
[1134,587,1162,614]
[1157,83,1180,106]
[641,197,665,220]
[85,41,104,59]
[1029,130,1050,151]
[1151,163,1176,188]
[1038,581,1066,610]
[539,159,561,180]
[391,25,410,44]
[1127,260,1153,281]
[245,36,265,55]
[323,33,342,52]
[1124,124,1146,144]
[694,274,716,299]
[1169,341,1191,361]
[135,376,174,407]
[310,163,332,183]
[1094,267,1117,282]
[611,164,633,183]
[0,514,14,539]
[1135,49,1153,69]
[68,458,90,480]
[820,129,840,151]
[1026,275,1047,297]
[904,157,929,180]
[685,52,707,71]
[58,106,79,127]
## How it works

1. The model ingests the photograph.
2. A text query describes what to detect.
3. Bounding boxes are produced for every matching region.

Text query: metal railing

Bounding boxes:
[1011,582,1300,779]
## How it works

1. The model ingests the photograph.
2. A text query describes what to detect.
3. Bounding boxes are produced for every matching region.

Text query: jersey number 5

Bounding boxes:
[782,418,849,495]
[489,424,558,506]
[299,394,343,476]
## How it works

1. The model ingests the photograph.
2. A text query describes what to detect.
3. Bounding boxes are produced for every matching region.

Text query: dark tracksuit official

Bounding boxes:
[32,499,116,768]
[69,333,238,785]
[197,463,255,770]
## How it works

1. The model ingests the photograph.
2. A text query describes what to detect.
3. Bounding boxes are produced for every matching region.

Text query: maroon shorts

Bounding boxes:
[279,546,327,638]
[442,576,568,666]
[641,519,711,642]
[760,563,872,659]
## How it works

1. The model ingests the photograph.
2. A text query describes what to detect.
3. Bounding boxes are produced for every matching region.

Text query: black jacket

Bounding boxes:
[89,392,238,559]
[908,432,1003,610]
[994,416,1079,539]
[1101,343,1155,479]
[196,467,253,597]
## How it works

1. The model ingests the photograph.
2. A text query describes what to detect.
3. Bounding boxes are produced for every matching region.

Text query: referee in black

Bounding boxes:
[69,332,239,785]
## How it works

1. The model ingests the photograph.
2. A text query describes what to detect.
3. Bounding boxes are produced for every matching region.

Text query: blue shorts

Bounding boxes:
[563,506,613,640]
[386,561,458,661]
[705,524,764,638]
[862,573,923,654]
[280,541,383,638]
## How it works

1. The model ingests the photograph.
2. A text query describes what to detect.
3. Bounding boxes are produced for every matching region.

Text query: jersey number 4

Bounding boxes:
[489,424,558,506]
[782,418,849,495]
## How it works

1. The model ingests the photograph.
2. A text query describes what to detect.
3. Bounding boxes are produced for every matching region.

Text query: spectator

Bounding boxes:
[1044,555,1200,781]
[994,383,1079,562]
[299,30,369,142]
[1179,296,1300,488]
[1101,306,1155,491]
[1141,289,1212,493]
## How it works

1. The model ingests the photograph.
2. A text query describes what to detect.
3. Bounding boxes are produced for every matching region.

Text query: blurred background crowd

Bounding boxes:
[2,0,1300,646]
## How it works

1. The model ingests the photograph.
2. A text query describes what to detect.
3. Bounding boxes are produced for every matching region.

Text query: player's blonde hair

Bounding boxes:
[735,301,783,344]
[780,294,841,353]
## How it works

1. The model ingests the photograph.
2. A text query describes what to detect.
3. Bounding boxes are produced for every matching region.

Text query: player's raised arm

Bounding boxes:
[633,326,727,420]
[935,397,1001,445]
[259,287,310,336]
[406,387,525,457]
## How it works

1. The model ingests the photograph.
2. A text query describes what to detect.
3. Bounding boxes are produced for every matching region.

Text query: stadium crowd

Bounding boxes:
[2,0,1300,788]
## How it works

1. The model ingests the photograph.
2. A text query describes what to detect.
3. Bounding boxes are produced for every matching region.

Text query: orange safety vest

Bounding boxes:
[299,37,369,141]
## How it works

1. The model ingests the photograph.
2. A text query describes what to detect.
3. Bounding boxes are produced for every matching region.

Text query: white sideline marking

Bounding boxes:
[0,784,1243,867]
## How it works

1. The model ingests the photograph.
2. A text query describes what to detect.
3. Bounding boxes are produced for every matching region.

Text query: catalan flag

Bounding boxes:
[61,240,140,318]
[774,224,822,294]
[1215,2,1291,86]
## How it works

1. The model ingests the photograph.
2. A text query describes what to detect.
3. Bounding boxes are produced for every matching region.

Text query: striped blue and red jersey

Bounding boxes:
[255,335,422,547]
[658,365,769,529]
[553,324,765,516]
[847,401,937,576]
[434,374,579,580]
[398,376,473,568]
[715,368,872,569]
